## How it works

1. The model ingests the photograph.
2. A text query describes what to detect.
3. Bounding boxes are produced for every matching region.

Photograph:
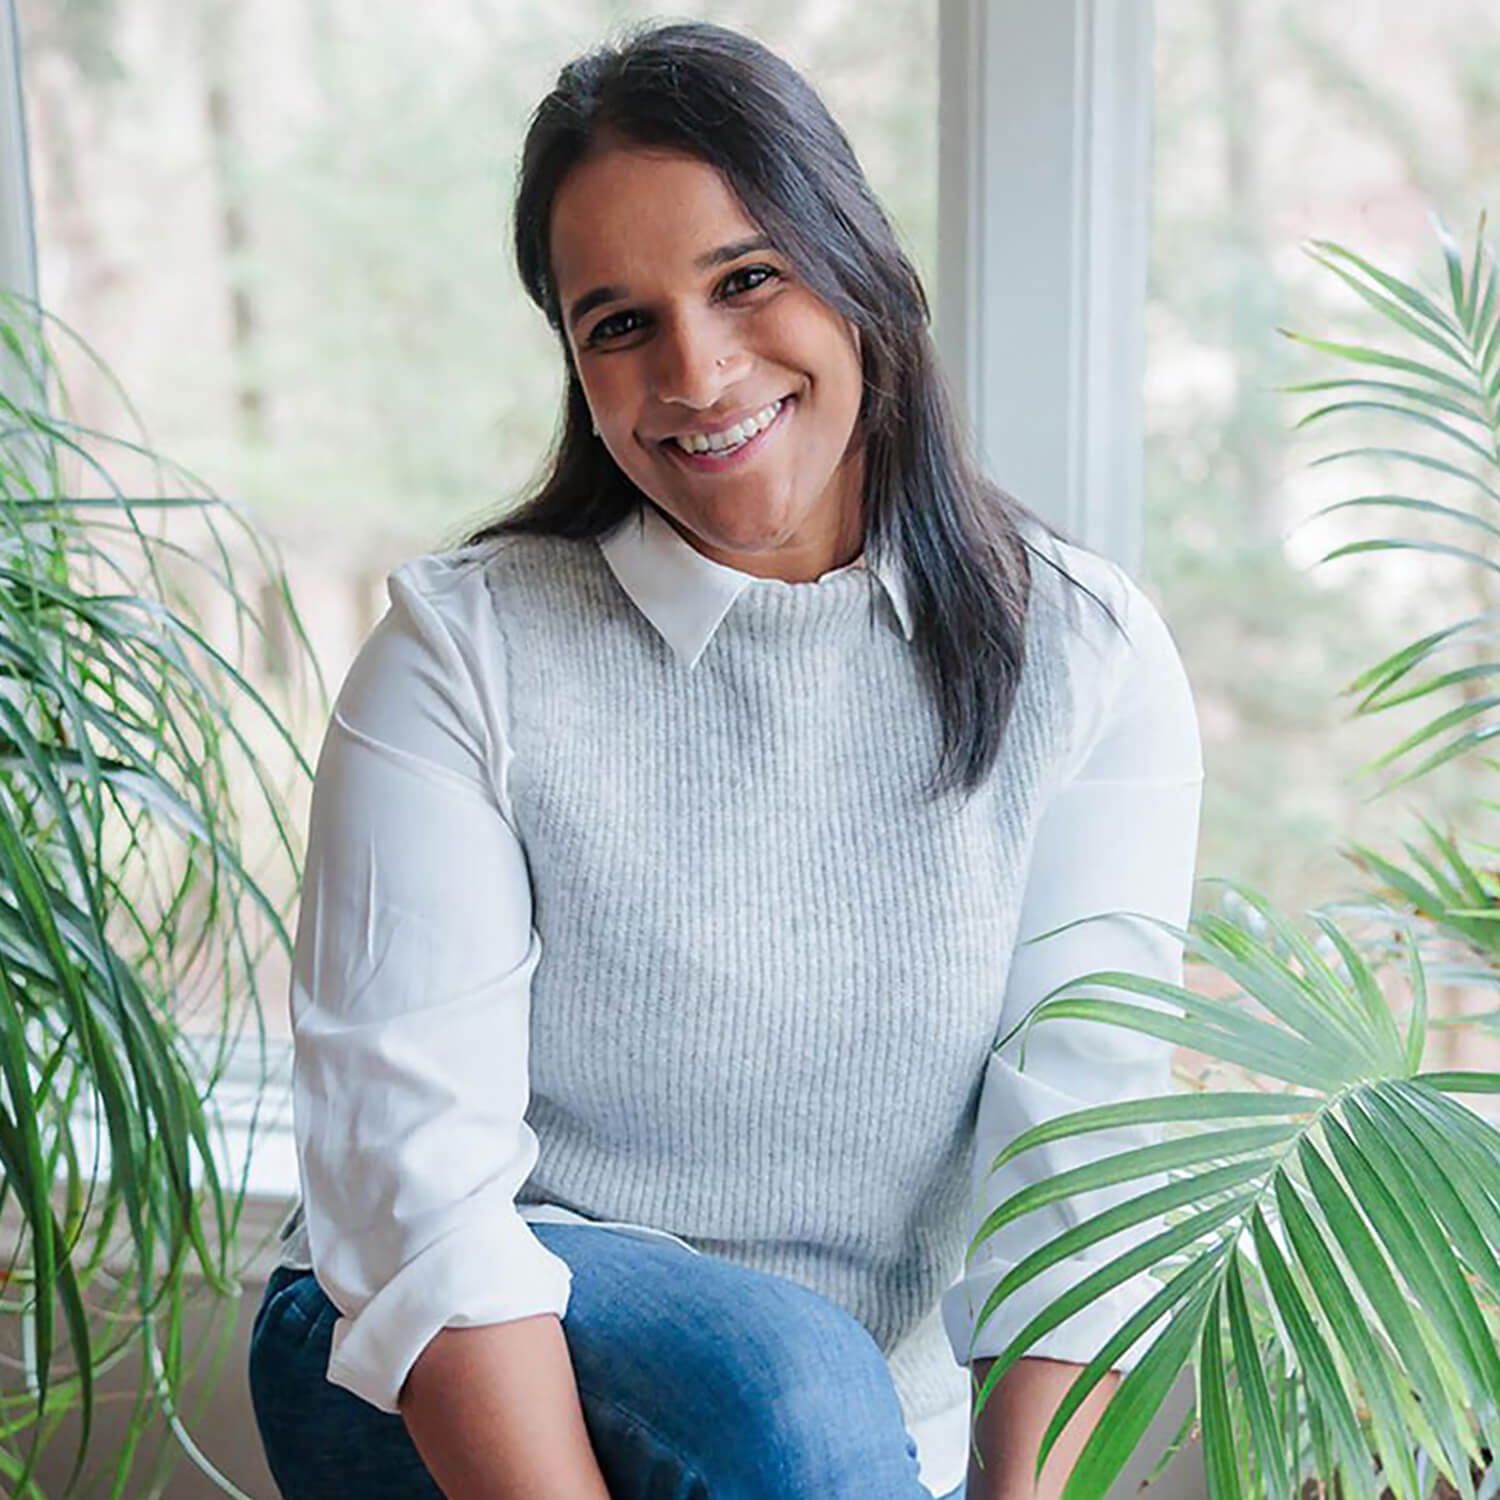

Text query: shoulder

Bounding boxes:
[1025,525,1203,787]
[327,538,518,765]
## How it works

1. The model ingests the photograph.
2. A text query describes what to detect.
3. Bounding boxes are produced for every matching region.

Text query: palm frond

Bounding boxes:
[1282,213,1500,801]
[971,882,1500,1500]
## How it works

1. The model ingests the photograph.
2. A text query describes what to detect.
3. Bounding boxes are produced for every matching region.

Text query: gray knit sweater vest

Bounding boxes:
[488,530,1078,1430]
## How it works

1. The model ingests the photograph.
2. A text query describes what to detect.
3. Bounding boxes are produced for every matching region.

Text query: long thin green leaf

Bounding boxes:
[1359,1087,1500,1298]
[1011,994,1342,1092]
[1250,1205,1375,1495]
[1304,494,1500,546]
[1343,611,1500,701]
[1307,240,1469,351]
[1336,1102,1500,1407]
[1304,446,1500,504]
[1224,1250,1293,1500]
[971,1124,1303,1257]
[1275,328,1478,393]
[1190,910,1377,1064]
[1322,538,1500,579]
[1355,692,1500,773]
[1275,1171,1422,1500]
[1415,1070,1500,1093]
[1295,401,1500,468]
[1298,1135,1476,1485]
[1198,1289,1238,1500]
[1026,1254,1229,1494]
[987,1090,1314,1175]
[970,1190,1259,1377]
[1280,377,1487,423]
[1432,211,1472,325]
[984,1156,1280,1304]
[1058,1279,1219,1500]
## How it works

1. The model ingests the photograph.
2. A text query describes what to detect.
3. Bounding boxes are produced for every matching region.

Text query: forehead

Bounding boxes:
[549,147,763,296]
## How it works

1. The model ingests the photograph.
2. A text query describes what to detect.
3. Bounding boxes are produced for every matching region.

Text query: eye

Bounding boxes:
[719,264,782,298]
[584,309,646,347]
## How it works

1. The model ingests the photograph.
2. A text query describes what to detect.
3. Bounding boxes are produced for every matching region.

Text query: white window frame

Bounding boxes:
[0,0,1154,1220]
[1,0,35,307]
[939,0,1153,576]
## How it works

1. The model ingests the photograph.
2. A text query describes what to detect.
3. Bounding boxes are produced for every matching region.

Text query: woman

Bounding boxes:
[248,20,1203,1500]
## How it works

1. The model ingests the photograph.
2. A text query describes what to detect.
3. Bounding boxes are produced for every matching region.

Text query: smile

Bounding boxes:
[665,397,791,469]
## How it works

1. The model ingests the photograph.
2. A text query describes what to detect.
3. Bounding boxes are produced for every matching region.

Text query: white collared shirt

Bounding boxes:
[286,504,1204,1498]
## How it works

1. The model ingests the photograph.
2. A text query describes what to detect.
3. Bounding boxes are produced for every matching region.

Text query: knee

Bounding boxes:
[694,1285,922,1498]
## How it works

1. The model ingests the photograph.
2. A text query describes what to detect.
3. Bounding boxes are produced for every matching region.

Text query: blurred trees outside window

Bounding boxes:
[15,0,1500,1070]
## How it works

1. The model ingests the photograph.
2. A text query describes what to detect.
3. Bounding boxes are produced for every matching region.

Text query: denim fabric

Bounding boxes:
[249,1222,966,1500]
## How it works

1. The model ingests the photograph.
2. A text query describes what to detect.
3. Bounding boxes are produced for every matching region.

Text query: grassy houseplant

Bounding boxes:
[0,293,317,1497]
[969,214,1500,1500]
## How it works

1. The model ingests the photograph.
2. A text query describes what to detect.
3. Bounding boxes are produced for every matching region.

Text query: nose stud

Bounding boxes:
[716,356,728,369]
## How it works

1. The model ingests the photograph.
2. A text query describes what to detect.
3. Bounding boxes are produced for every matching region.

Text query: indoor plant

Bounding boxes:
[971,212,1500,1500]
[0,292,316,1497]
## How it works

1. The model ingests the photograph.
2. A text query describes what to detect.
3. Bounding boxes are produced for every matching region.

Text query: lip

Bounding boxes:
[660,396,793,473]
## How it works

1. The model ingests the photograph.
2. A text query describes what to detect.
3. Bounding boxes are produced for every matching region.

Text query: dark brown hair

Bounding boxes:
[465,20,1119,797]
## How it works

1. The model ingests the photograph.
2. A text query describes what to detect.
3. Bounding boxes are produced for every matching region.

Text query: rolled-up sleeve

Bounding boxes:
[941,562,1205,1373]
[289,554,571,1413]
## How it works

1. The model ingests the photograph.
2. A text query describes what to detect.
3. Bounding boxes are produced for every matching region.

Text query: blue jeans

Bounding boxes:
[249,1221,966,1500]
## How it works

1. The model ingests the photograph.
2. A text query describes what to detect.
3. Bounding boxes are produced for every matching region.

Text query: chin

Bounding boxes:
[690,499,807,551]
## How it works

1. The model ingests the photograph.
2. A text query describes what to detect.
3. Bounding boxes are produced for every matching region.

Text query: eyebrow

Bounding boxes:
[564,235,776,331]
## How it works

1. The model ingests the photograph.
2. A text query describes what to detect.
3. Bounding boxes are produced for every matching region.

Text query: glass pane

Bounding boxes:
[1148,0,1499,1068]
[16,1,935,1188]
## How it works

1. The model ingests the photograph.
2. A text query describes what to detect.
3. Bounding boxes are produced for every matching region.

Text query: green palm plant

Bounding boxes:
[968,216,1500,1500]
[1282,213,1500,1005]
[969,885,1499,1500]
[0,293,318,1498]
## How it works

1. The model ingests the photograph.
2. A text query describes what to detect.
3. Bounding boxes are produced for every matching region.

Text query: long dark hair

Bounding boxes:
[464,20,1119,798]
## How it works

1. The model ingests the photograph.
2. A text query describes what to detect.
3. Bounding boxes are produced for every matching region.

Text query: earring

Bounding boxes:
[591,417,600,436]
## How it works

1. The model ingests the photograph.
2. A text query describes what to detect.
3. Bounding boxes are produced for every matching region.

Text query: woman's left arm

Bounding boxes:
[940,563,1205,1500]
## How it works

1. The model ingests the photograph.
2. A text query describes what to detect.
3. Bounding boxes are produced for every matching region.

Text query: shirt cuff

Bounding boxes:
[940,1252,1166,1375]
[322,1214,573,1412]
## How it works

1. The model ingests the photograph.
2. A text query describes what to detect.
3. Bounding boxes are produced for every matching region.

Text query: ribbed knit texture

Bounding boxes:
[283,527,1079,1432]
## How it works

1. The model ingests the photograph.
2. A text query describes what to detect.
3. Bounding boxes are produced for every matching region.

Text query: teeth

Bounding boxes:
[676,399,784,455]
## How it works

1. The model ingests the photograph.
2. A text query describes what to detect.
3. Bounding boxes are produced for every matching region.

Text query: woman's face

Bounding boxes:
[548,146,866,582]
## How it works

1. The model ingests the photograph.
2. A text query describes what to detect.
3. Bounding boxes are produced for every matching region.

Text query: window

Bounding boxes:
[15,0,937,1196]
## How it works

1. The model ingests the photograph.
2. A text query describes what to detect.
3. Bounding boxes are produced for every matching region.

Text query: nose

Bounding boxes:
[650,310,747,409]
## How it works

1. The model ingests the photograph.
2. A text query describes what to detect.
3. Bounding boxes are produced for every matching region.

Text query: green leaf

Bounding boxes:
[1249,1204,1375,1494]
[1026,1252,1228,1485]
[1009,994,1344,1092]
[970,1191,1259,1377]
[1306,239,1468,348]
[1359,1087,1500,1299]
[1294,401,1500,468]
[1321,539,1500,582]
[1275,1170,1421,1500]
[986,1089,1314,1176]
[1279,378,1486,424]
[1304,446,1500,504]
[1297,1134,1475,1483]
[1224,1250,1293,1500]
[1057,1278,1219,1500]
[1336,1102,1500,1405]
[1414,1070,1500,1093]
[1275,328,1478,393]
[970,1123,1303,1259]
[1198,1289,1239,1500]
[983,1156,1281,1303]
[1303,495,1500,549]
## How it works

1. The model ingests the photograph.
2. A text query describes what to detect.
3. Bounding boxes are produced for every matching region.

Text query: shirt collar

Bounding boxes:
[597,504,915,668]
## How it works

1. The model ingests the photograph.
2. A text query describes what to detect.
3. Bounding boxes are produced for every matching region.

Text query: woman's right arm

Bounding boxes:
[402,1315,611,1500]
[289,556,610,1498]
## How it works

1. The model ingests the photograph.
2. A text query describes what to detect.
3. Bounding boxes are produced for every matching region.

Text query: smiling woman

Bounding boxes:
[550,149,866,580]
[245,18,1204,1500]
